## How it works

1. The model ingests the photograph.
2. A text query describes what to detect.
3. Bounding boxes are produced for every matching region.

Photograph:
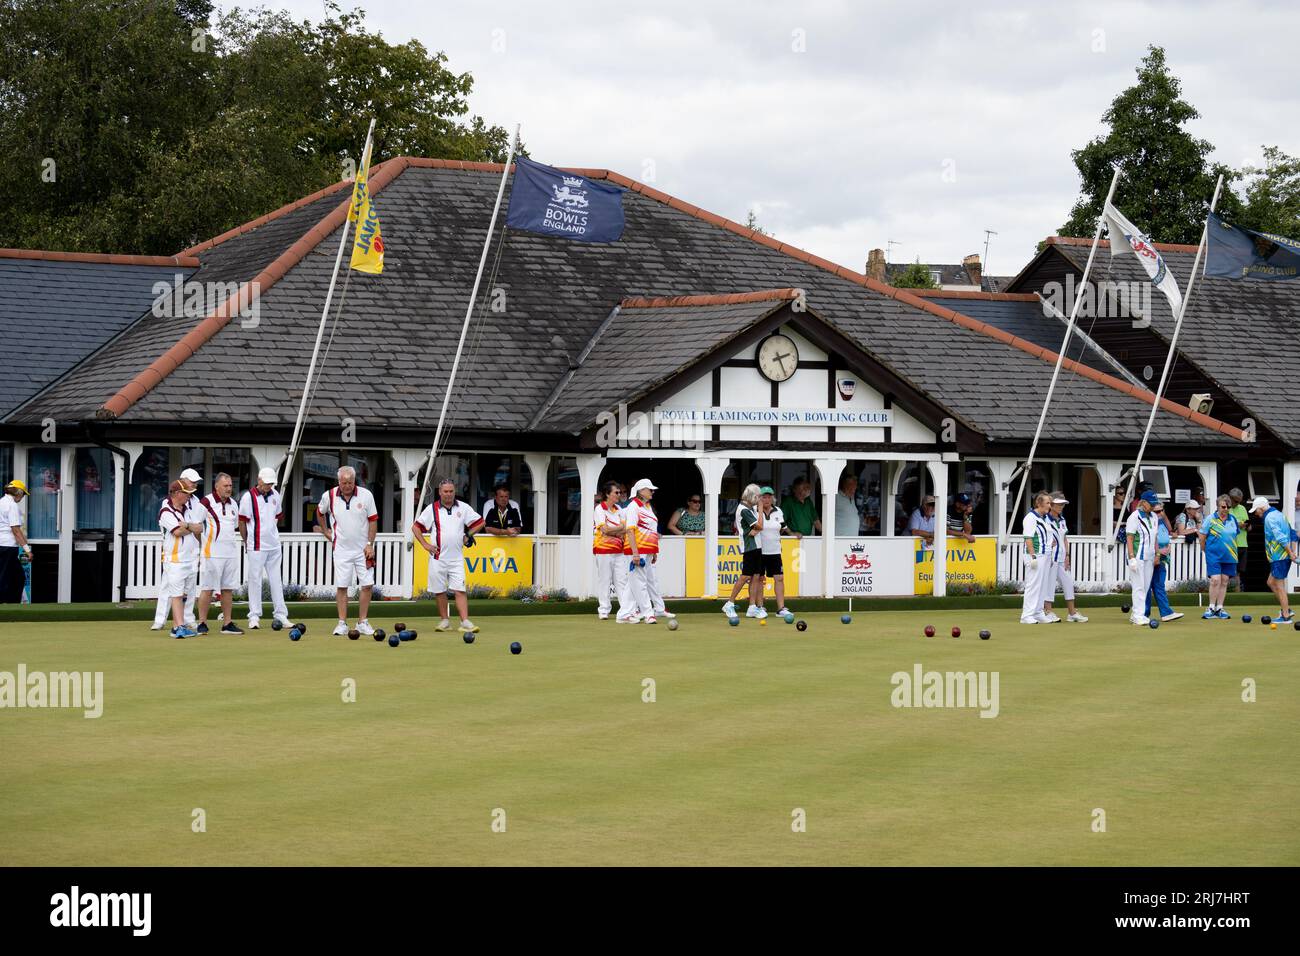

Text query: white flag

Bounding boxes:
[1103,203,1183,317]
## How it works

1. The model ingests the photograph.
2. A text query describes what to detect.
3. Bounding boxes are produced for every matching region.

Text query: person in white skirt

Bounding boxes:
[1125,490,1160,626]
[592,480,629,621]
[1041,492,1088,623]
[1020,491,1054,624]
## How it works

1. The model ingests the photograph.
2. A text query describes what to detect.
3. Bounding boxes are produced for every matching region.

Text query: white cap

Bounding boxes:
[1184,499,1202,509]
[179,468,203,484]
[629,478,658,496]
[257,467,279,486]
[1052,496,1069,504]
[1248,495,1271,513]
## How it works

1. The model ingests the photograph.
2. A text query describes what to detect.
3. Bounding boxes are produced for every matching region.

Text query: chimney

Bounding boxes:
[962,253,982,288]
[866,248,887,282]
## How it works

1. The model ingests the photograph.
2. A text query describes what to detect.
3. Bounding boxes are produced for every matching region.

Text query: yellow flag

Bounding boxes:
[349,142,384,274]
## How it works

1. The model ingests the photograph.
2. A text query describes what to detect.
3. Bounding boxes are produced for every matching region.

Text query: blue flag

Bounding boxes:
[505,157,625,243]
[1205,213,1300,279]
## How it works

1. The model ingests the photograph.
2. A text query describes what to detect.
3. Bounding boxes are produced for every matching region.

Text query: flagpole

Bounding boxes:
[1120,172,1225,517]
[1005,166,1121,549]
[415,124,520,515]
[281,118,376,487]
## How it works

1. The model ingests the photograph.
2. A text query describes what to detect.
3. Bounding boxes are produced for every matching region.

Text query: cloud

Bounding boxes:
[280,0,1300,274]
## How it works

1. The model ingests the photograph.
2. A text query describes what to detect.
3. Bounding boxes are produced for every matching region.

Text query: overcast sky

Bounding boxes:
[278,0,1298,278]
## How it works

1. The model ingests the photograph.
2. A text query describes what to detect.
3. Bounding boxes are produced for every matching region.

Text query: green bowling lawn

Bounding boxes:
[2,604,1297,866]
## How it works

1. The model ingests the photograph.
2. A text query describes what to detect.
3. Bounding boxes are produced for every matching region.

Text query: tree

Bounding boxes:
[0,1,513,254]
[1059,46,1239,244]
[1236,146,1300,238]
[744,209,768,236]
[890,261,937,289]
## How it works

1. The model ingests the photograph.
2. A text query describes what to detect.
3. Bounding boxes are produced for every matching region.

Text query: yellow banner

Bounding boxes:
[913,537,996,594]
[685,537,803,598]
[412,535,533,594]
[349,142,384,274]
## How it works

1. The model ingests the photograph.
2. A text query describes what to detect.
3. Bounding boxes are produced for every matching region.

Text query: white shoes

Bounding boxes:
[1131,615,1151,626]
[1042,612,1061,623]
[436,618,452,631]
[1162,612,1184,622]
[645,616,658,624]
[1066,612,1089,623]
[597,611,609,620]
[618,614,642,624]
[332,620,349,636]
[1020,616,1040,624]
[1033,612,1052,624]
[459,619,479,633]
[150,622,165,631]
[745,605,761,618]
[722,601,736,617]
[754,607,769,619]
[659,610,676,619]
[357,620,375,636]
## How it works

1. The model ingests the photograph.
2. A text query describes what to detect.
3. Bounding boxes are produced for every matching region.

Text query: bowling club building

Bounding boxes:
[2,157,1295,604]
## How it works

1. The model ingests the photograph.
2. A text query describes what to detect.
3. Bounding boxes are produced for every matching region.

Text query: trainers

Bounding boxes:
[1066,612,1089,623]
[357,621,375,636]
[247,619,260,630]
[1033,612,1052,624]
[195,622,209,635]
[1043,612,1061,623]
[754,608,768,619]
[436,618,452,631]
[273,616,293,629]
[1277,614,1294,624]
[1162,612,1184,622]
[150,622,165,631]
[1202,609,1218,620]
[597,611,609,620]
[617,615,642,624]
[171,626,197,639]
[1019,616,1040,624]
[220,622,244,635]
[1132,615,1150,626]
[459,620,479,633]
[1216,609,1232,620]
[745,605,761,618]
[332,621,349,636]
[659,609,676,619]
[776,607,791,617]
[721,601,736,617]
[645,616,657,625]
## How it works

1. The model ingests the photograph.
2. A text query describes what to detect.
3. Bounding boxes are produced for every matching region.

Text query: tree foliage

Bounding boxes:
[890,261,938,289]
[1236,146,1300,238]
[0,1,513,254]
[1059,46,1240,244]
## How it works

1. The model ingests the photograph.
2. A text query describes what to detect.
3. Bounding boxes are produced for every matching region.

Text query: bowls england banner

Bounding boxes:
[506,156,625,242]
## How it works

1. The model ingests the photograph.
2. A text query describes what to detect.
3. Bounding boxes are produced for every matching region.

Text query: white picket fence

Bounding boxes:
[998,535,1207,592]
[126,531,1217,600]
[125,532,407,599]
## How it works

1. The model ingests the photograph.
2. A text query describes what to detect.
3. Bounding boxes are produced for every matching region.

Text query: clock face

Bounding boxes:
[757,334,798,383]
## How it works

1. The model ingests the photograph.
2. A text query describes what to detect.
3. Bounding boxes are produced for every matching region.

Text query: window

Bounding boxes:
[74,448,115,530]
[26,448,60,539]
[1138,465,1170,500]
[551,458,582,536]
[129,448,170,531]
[1248,466,1279,502]
[0,446,12,488]
[212,448,252,498]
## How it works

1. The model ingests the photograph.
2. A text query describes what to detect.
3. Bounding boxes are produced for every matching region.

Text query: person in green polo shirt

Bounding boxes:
[779,475,820,537]
[1228,487,1250,591]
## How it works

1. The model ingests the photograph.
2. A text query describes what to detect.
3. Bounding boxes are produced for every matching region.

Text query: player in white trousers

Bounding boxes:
[592,481,629,620]
[1125,490,1159,626]
[621,478,676,624]
[152,468,203,629]
[1040,492,1088,623]
[1020,491,1054,624]
[239,466,291,629]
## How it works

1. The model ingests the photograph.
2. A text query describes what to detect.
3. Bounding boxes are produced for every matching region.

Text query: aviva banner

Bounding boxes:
[914,538,996,594]
[684,537,803,597]
[412,536,533,594]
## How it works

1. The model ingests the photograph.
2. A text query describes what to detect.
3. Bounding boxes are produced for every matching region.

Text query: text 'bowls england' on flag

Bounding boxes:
[1205,213,1300,280]
[1103,202,1182,316]
[349,142,384,274]
[506,156,625,243]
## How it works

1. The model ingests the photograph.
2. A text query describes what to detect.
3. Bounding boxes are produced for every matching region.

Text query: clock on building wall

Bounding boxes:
[756,333,799,382]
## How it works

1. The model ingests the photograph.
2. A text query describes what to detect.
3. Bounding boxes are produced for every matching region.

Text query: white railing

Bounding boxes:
[998,535,1207,592]
[126,532,408,599]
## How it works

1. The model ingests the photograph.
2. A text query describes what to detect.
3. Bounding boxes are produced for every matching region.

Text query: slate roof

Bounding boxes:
[0,255,196,417]
[536,293,795,433]
[4,162,1246,450]
[1032,239,1300,451]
